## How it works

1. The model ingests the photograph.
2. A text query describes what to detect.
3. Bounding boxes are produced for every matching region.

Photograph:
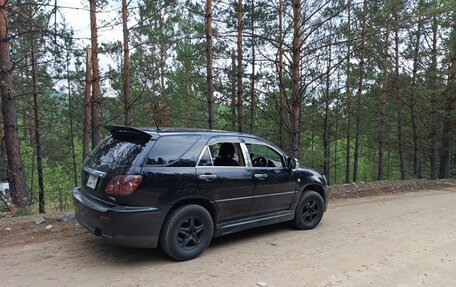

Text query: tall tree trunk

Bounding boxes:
[31,41,45,213]
[353,0,366,182]
[334,81,340,184]
[429,10,438,179]
[83,48,92,161]
[237,0,244,132]
[122,0,132,126]
[378,29,390,181]
[205,0,214,129]
[89,0,101,148]
[23,56,34,195]
[439,9,456,178]
[159,12,166,103]
[67,53,78,187]
[323,27,332,184]
[345,1,351,184]
[249,0,255,134]
[277,0,285,149]
[410,5,422,179]
[231,50,236,131]
[0,0,28,208]
[394,22,406,180]
[184,81,190,128]
[290,0,302,158]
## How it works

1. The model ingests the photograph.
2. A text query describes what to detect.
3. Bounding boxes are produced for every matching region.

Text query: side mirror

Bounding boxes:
[287,157,297,170]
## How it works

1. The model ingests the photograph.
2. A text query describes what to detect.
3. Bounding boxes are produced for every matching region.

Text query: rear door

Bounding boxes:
[196,137,254,222]
[243,139,296,215]
[82,126,152,204]
[137,134,202,207]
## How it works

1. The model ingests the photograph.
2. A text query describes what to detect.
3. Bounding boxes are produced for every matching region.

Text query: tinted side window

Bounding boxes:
[90,132,148,166]
[197,142,245,167]
[197,147,213,166]
[246,143,284,167]
[146,135,200,166]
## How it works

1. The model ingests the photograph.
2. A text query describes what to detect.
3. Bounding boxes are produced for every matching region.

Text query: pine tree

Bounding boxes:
[0,0,28,208]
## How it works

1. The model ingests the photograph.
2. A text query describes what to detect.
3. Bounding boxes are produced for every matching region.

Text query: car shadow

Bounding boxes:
[209,222,294,248]
[74,222,294,264]
[75,236,170,265]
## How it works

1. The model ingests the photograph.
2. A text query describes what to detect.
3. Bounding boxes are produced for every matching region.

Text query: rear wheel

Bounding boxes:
[160,204,213,261]
[293,191,324,230]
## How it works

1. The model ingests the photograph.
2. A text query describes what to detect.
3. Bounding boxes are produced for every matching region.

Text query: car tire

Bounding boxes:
[160,204,213,261]
[292,191,324,230]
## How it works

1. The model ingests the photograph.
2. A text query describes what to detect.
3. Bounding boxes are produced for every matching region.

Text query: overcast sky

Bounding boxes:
[58,0,124,45]
[55,0,129,95]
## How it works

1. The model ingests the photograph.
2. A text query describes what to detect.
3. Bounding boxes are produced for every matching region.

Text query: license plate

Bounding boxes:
[87,174,98,189]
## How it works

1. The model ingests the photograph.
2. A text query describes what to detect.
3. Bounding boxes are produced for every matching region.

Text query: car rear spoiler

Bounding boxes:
[104,125,156,139]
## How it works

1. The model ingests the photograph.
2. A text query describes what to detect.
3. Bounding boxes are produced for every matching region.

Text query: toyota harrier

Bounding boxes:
[73,126,330,260]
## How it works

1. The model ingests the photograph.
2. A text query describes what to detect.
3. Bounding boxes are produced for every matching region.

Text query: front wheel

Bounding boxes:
[160,204,213,261]
[292,191,324,230]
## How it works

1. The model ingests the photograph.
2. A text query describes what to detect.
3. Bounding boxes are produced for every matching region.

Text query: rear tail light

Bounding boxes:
[105,175,143,196]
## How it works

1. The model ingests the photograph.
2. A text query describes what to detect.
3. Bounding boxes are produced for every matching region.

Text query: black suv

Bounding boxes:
[73,126,329,260]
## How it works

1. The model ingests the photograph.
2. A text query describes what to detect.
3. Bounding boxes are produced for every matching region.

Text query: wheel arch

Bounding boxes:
[167,197,218,227]
[302,184,326,204]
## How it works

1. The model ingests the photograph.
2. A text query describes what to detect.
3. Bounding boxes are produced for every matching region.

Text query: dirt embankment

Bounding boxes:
[330,178,456,199]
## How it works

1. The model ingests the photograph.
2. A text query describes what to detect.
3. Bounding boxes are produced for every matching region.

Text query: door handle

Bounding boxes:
[254,173,268,180]
[198,174,217,181]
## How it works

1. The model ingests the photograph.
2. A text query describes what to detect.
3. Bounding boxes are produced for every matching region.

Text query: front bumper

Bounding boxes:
[324,185,330,211]
[73,187,169,248]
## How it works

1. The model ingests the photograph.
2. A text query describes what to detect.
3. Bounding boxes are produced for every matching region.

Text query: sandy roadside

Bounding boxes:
[0,187,455,286]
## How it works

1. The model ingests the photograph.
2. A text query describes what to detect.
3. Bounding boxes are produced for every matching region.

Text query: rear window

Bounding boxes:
[90,132,149,166]
[145,135,200,166]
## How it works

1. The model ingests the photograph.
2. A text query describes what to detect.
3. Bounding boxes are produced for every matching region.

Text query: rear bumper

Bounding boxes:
[73,187,169,248]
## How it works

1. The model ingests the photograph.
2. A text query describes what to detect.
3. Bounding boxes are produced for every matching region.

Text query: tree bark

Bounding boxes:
[0,0,28,208]
[249,0,255,134]
[205,0,214,129]
[231,50,236,131]
[394,21,406,180]
[378,29,390,181]
[290,0,302,158]
[122,0,132,126]
[334,77,340,184]
[159,12,166,104]
[237,0,244,132]
[277,0,285,149]
[66,52,78,187]
[353,0,366,182]
[323,37,332,184]
[89,0,101,148]
[410,4,422,179]
[83,47,92,161]
[345,1,352,183]
[439,9,456,178]
[429,9,438,179]
[31,40,45,213]
[183,82,190,127]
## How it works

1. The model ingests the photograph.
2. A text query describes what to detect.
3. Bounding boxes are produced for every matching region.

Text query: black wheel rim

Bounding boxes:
[301,199,320,224]
[176,216,205,250]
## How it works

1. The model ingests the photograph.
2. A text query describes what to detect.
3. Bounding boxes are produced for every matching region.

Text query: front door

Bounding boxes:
[244,140,296,215]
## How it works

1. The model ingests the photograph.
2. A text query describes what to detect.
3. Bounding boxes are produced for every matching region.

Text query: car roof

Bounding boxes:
[104,125,286,156]
[140,127,234,135]
[105,125,268,141]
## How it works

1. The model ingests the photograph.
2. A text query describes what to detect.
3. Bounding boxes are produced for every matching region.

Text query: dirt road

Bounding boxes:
[1,188,456,287]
